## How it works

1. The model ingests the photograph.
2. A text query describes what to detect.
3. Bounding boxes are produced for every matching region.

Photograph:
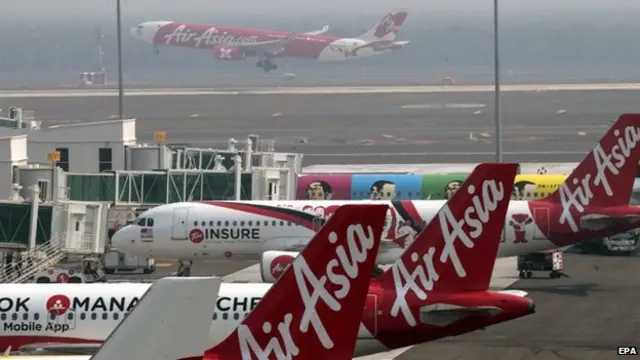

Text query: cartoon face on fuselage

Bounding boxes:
[111,200,562,262]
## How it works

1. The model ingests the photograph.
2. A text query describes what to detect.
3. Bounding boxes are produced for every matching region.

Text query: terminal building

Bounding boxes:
[0,107,303,283]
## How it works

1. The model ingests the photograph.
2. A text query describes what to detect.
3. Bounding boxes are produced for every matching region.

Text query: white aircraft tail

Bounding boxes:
[357,9,408,42]
[90,276,222,360]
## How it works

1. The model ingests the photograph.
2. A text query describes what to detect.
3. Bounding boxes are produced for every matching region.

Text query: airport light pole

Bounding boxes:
[493,0,502,162]
[116,0,124,119]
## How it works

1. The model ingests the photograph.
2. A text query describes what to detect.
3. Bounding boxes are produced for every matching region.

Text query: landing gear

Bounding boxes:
[177,260,192,277]
[256,59,278,72]
[519,270,533,279]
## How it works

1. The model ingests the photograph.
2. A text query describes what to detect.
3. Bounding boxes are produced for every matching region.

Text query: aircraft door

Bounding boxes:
[171,208,189,240]
[362,294,378,335]
[533,207,550,240]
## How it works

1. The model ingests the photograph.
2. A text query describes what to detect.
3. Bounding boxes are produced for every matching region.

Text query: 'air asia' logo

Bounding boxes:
[189,229,204,244]
[559,125,640,232]
[270,255,294,280]
[390,180,505,326]
[46,295,71,315]
[237,223,375,358]
[509,213,533,243]
[162,25,258,48]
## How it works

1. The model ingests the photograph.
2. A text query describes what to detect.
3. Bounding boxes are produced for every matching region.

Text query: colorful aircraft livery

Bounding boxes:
[298,173,568,200]
[130,9,409,72]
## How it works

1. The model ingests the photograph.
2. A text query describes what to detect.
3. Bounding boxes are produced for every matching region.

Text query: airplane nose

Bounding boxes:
[130,26,142,39]
[111,225,138,252]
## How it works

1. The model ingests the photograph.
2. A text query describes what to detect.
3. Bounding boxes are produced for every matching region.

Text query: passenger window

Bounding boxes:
[49,313,55,320]
[264,221,268,226]
[113,313,119,320]
[213,312,218,320]
[222,313,228,320]
[67,313,74,320]
[193,221,198,226]
[280,221,284,226]
[224,221,229,226]
[287,222,292,226]
[232,221,237,226]
[209,221,214,226]
[272,221,276,226]
[91,313,97,320]
[137,218,147,226]
[240,221,245,226]
[248,221,252,226]
[102,313,108,320]
[34,313,39,321]
[147,218,154,227]
[80,313,86,320]
[22,313,28,320]
[233,313,239,320]
[217,221,222,226]
[0,314,5,321]
[201,221,205,226]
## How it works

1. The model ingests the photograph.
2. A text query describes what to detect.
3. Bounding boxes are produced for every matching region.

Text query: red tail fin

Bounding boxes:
[548,114,640,208]
[373,163,517,325]
[204,204,388,360]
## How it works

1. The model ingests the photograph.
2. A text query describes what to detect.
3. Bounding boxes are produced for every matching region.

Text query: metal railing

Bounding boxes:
[0,241,66,283]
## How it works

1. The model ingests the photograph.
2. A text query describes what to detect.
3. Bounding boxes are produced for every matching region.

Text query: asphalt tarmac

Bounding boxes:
[3,86,638,165]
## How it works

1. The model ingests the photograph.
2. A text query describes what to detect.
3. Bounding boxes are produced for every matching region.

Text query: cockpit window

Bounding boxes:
[147,218,154,227]
[136,218,146,226]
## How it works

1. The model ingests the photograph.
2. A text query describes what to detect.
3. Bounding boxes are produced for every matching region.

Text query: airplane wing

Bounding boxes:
[303,24,329,36]
[228,32,296,56]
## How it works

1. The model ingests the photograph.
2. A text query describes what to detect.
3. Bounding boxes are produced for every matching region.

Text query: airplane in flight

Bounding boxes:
[111,114,640,277]
[130,9,409,72]
[0,164,536,358]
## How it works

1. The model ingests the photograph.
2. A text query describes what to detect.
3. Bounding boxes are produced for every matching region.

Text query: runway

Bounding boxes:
[3,84,636,165]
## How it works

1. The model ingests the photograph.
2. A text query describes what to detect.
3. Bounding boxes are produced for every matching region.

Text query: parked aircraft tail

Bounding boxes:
[374,163,518,294]
[201,204,388,360]
[548,113,640,208]
[357,9,408,42]
[91,276,223,360]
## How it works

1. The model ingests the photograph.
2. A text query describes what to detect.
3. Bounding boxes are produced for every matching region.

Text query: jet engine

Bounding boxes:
[213,45,246,60]
[260,250,298,283]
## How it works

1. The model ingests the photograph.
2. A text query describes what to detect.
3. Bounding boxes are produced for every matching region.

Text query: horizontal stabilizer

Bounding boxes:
[580,214,640,231]
[420,304,502,327]
[497,290,529,298]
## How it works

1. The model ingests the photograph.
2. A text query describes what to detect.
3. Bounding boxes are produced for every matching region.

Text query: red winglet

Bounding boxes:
[548,114,640,207]
[374,163,517,308]
[202,204,388,360]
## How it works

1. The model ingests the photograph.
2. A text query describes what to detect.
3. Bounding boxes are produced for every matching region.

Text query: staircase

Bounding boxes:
[0,241,67,283]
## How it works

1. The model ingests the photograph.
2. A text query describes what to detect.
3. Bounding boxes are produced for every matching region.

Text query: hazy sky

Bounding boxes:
[5,0,640,18]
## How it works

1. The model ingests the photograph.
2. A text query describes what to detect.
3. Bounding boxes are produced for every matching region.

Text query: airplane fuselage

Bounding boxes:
[131,21,406,61]
[112,200,640,262]
[0,283,531,356]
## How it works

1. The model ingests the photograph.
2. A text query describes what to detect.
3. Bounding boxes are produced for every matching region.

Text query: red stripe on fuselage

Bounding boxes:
[0,336,101,352]
[200,201,321,230]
